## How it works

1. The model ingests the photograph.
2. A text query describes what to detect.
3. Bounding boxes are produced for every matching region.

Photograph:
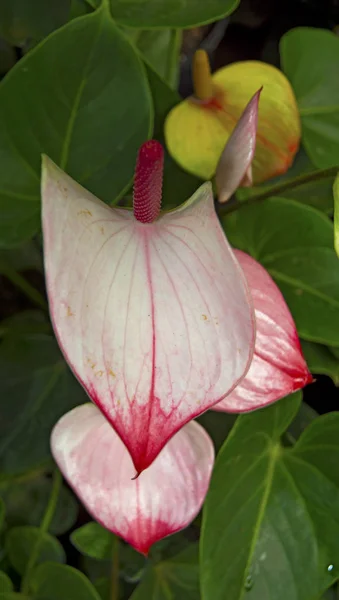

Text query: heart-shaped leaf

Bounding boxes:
[201,392,339,600]
[0,6,152,247]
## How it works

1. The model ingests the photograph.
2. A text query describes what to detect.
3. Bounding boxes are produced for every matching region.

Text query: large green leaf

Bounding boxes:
[5,526,65,575]
[281,28,339,170]
[237,149,335,215]
[0,329,86,474]
[0,0,70,46]
[29,563,101,599]
[222,197,339,346]
[1,476,78,535]
[131,545,200,600]
[109,0,238,28]
[0,6,152,247]
[201,393,339,600]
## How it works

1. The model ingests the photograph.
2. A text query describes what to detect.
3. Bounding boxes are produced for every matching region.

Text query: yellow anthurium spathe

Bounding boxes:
[165,50,301,185]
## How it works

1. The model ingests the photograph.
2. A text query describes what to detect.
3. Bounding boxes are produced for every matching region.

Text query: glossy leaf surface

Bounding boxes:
[0,7,152,247]
[201,393,339,600]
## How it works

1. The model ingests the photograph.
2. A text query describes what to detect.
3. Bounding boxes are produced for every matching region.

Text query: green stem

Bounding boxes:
[110,536,120,600]
[4,268,47,311]
[21,469,62,593]
[217,165,339,217]
[166,29,182,89]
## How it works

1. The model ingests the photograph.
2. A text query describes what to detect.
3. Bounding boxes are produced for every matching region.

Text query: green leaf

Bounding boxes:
[5,526,65,576]
[285,401,318,447]
[0,311,50,338]
[109,0,238,28]
[1,476,78,535]
[124,29,180,88]
[302,341,339,385]
[0,497,5,529]
[222,197,339,345]
[0,570,13,593]
[0,330,87,474]
[201,392,339,600]
[281,28,339,170]
[0,242,43,274]
[334,172,339,258]
[71,522,114,560]
[237,149,335,214]
[0,0,70,46]
[131,545,200,600]
[0,39,16,75]
[0,7,152,247]
[145,64,201,208]
[0,595,29,599]
[70,0,94,19]
[30,563,101,600]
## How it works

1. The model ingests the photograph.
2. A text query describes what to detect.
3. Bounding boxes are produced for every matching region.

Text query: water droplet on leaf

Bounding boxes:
[244,575,254,590]
[327,564,334,572]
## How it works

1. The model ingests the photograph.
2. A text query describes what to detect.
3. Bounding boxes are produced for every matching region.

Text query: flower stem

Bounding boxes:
[110,536,120,600]
[21,469,62,593]
[4,267,47,311]
[217,165,339,217]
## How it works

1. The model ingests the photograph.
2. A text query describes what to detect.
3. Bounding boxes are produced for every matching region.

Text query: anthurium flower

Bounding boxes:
[51,403,214,555]
[165,49,300,185]
[213,250,312,412]
[42,112,258,474]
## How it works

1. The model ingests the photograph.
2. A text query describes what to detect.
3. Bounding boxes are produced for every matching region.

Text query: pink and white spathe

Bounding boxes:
[213,250,312,413]
[51,403,214,555]
[41,94,260,474]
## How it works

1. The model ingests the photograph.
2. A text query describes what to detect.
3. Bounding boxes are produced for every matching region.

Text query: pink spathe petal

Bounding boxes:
[41,157,255,472]
[51,403,214,555]
[214,250,312,413]
[215,89,261,203]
